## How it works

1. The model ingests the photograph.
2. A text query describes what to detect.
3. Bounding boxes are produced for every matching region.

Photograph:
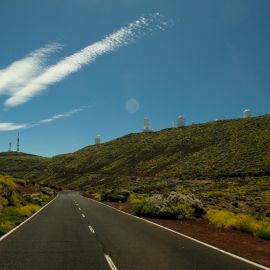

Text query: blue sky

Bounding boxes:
[0,0,269,156]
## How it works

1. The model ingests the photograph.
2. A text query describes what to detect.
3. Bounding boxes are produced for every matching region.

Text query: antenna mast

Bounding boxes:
[17,132,20,152]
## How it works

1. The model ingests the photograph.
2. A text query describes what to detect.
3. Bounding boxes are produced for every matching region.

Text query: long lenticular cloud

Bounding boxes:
[0,43,61,95]
[0,107,87,132]
[4,13,169,107]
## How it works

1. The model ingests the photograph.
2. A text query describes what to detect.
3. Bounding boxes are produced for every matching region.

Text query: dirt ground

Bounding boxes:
[103,201,270,268]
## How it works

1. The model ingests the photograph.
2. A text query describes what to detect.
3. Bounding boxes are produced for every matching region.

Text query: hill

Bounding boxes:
[41,114,270,187]
[0,152,48,180]
[1,116,270,239]
[0,115,269,224]
[1,115,270,187]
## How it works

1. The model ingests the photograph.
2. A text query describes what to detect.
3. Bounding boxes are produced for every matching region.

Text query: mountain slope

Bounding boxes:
[1,115,270,188]
[46,115,270,186]
[0,152,48,180]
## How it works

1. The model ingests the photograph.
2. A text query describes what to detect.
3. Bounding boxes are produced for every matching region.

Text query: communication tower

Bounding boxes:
[8,142,12,152]
[17,132,20,152]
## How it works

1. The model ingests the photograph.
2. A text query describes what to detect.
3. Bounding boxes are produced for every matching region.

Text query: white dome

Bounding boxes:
[243,109,252,118]
[176,115,185,127]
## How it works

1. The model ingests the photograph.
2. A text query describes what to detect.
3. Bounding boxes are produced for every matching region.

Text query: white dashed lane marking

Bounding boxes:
[81,214,85,218]
[105,255,118,270]
[88,225,95,234]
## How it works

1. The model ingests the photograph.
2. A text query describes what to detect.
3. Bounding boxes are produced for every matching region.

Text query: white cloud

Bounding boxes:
[0,123,27,131]
[0,43,61,96]
[4,13,169,107]
[37,107,85,124]
[0,106,86,132]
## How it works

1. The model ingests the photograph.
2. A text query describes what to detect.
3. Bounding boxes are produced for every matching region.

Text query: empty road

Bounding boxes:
[0,191,266,270]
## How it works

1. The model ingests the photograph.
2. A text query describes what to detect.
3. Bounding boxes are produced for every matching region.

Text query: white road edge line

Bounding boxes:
[86,197,269,270]
[0,195,58,242]
[104,254,118,270]
[88,225,95,234]
[81,214,86,218]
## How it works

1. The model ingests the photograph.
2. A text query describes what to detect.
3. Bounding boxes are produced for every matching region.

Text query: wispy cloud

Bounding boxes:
[4,13,169,107]
[36,107,85,124]
[0,123,27,131]
[0,43,61,96]
[0,106,87,132]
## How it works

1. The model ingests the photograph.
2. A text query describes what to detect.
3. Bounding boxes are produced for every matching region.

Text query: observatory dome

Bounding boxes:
[176,115,185,128]
[243,109,252,118]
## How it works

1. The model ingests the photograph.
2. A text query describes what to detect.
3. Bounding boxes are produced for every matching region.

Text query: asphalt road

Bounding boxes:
[0,191,265,270]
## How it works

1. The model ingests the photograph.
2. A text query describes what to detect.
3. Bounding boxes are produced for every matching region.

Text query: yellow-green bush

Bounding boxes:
[0,176,18,189]
[128,193,143,204]
[92,192,101,201]
[17,204,40,217]
[0,197,8,208]
[205,209,270,240]
[10,191,22,207]
[0,207,24,235]
[0,220,14,234]
[14,178,27,186]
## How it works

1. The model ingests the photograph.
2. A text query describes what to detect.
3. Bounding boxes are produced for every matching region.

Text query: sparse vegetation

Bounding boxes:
[0,175,55,236]
[0,115,270,239]
[205,209,270,240]
[2,115,269,189]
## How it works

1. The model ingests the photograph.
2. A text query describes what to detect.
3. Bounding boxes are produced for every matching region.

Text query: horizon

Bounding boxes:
[1,112,269,158]
[1,0,269,156]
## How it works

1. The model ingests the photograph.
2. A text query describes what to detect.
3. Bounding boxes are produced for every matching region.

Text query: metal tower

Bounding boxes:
[17,132,20,152]
[8,142,12,152]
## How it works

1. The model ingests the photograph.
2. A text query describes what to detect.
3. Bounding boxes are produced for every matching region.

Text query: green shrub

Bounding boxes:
[107,193,127,202]
[205,209,270,240]
[134,192,204,220]
[0,207,24,236]
[14,178,27,186]
[0,196,8,208]
[17,204,40,217]
[92,192,101,201]
[9,191,22,207]
[101,189,130,202]
[0,176,18,189]
[176,204,194,219]
[128,193,143,204]
[101,189,112,201]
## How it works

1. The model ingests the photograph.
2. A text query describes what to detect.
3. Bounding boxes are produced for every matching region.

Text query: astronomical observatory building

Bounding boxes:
[243,109,252,118]
[95,135,101,145]
[176,115,185,128]
[143,118,154,132]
